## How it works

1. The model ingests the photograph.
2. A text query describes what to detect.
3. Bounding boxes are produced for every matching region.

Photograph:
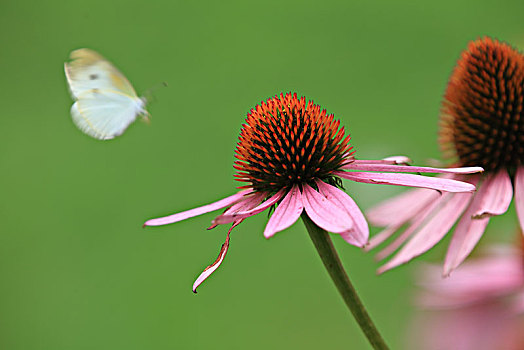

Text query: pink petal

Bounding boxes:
[472,170,513,219]
[144,190,252,227]
[316,180,369,247]
[213,189,285,225]
[301,183,354,234]
[336,171,476,192]
[339,230,364,246]
[263,185,303,238]
[516,167,524,232]
[420,248,524,307]
[443,183,498,276]
[366,188,440,227]
[205,192,266,230]
[343,163,483,174]
[344,156,412,167]
[513,292,524,314]
[192,221,241,293]
[373,195,446,260]
[223,192,267,215]
[378,192,473,273]
[381,156,412,164]
[365,225,402,251]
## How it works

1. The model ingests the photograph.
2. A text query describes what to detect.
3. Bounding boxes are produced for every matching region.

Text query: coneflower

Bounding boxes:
[367,37,524,275]
[144,92,481,349]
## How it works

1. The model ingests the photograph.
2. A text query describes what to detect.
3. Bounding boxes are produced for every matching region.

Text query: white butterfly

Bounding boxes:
[64,48,149,140]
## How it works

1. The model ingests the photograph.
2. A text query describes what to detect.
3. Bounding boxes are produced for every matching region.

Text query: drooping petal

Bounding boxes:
[378,192,473,273]
[263,185,303,238]
[343,163,483,174]
[301,183,354,234]
[366,188,441,227]
[365,225,402,252]
[213,189,285,225]
[516,167,524,232]
[336,171,476,193]
[192,221,240,293]
[144,190,252,227]
[316,180,368,246]
[443,181,501,275]
[373,195,446,260]
[472,170,513,219]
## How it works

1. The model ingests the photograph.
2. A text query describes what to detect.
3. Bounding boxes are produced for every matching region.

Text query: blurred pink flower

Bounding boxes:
[367,37,524,275]
[410,245,524,350]
[144,92,480,292]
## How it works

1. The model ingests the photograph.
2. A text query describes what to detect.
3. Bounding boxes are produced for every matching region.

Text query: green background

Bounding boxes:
[1,0,522,349]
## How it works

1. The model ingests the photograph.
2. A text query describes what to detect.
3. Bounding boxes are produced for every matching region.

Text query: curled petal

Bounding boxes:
[336,171,476,193]
[343,156,412,168]
[382,156,412,164]
[144,190,252,227]
[301,183,354,233]
[192,221,240,293]
[209,193,266,230]
[316,180,368,246]
[472,169,513,219]
[516,167,524,232]
[264,185,303,238]
[223,192,267,215]
[343,163,483,174]
[378,192,472,273]
[213,189,285,225]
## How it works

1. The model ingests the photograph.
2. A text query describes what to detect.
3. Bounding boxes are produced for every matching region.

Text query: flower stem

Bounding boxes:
[301,213,389,350]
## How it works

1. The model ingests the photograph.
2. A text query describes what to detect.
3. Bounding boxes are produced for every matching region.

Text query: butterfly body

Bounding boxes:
[65,48,148,140]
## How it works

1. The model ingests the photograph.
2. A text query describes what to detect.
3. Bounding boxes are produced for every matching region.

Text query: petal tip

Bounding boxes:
[376,266,387,275]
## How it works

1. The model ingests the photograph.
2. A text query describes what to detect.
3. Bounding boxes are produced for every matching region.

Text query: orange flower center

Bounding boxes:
[234,92,353,194]
[440,37,524,172]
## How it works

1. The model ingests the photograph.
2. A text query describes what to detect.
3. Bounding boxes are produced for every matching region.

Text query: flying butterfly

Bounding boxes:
[64,48,149,140]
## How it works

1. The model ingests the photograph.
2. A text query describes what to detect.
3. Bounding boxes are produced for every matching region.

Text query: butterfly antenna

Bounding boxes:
[143,81,168,104]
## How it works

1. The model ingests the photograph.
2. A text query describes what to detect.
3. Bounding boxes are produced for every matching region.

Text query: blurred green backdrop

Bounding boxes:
[1,0,523,349]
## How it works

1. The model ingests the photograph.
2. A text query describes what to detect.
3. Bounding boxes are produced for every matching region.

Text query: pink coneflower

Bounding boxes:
[410,243,524,350]
[144,92,481,292]
[367,37,524,275]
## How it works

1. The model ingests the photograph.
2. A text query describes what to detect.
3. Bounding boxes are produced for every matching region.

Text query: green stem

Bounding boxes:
[301,213,389,350]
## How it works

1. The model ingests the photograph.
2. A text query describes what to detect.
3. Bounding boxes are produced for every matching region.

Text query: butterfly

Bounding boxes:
[64,48,149,140]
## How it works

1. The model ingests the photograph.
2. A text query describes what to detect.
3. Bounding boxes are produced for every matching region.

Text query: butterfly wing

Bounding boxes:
[65,48,148,139]
[72,89,145,140]
[65,48,138,99]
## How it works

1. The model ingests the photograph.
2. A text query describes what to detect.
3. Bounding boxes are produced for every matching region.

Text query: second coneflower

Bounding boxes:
[367,37,524,275]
